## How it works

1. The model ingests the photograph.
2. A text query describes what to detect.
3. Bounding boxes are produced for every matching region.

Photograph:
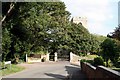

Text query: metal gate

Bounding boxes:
[57,54,70,61]
[49,55,55,61]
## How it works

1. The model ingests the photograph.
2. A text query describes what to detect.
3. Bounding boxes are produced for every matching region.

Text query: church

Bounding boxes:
[71,16,87,28]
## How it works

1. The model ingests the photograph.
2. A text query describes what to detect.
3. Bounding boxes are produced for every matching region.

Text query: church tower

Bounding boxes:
[71,17,87,28]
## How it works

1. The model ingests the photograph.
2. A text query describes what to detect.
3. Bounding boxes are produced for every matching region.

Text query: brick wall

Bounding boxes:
[81,62,120,80]
[96,66,120,80]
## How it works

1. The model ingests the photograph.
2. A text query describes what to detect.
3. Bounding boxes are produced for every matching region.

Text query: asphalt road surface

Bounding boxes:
[2,61,87,80]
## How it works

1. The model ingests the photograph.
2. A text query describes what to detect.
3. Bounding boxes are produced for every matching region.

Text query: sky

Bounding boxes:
[61,0,119,36]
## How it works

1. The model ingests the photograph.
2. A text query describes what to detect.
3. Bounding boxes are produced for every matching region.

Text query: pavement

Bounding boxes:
[2,61,87,80]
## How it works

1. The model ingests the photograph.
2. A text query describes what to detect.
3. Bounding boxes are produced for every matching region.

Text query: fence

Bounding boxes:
[4,61,11,69]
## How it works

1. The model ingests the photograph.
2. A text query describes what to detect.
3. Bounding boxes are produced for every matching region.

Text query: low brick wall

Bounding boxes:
[81,62,96,80]
[85,63,96,79]
[81,62,120,80]
[96,66,120,79]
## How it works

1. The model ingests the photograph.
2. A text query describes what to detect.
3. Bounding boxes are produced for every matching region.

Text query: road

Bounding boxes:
[2,61,87,80]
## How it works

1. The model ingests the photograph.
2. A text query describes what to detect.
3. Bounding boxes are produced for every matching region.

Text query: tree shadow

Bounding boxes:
[65,65,87,80]
[44,65,87,80]
[45,73,67,80]
[65,65,80,76]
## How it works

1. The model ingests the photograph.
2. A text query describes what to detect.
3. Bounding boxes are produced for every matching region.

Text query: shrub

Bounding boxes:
[80,59,94,65]
[94,56,104,66]
[100,38,120,67]
[41,57,46,62]
[80,59,86,63]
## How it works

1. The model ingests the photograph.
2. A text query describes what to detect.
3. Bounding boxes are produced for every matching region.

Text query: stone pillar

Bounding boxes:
[70,52,73,62]
[46,53,49,61]
[54,52,57,62]
[26,54,28,62]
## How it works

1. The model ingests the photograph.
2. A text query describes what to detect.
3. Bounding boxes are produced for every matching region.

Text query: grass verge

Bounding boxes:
[86,55,98,59]
[0,64,25,76]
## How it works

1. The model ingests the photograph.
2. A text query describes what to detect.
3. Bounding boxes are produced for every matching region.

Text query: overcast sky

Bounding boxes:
[61,0,119,36]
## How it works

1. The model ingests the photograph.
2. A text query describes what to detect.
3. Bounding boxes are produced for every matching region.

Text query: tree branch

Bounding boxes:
[0,2,16,25]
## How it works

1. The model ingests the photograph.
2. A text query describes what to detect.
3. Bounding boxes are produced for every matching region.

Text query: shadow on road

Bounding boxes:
[65,66,87,80]
[45,65,87,80]
[45,73,67,80]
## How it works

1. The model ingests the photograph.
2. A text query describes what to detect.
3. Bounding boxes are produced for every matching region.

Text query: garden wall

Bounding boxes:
[81,62,120,80]
[70,52,80,62]
[27,54,49,62]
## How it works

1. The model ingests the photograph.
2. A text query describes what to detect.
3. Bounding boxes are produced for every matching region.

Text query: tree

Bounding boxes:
[2,1,107,63]
[64,22,91,55]
[100,38,120,67]
[90,34,106,54]
[108,25,120,41]
[1,2,16,24]
[2,2,71,62]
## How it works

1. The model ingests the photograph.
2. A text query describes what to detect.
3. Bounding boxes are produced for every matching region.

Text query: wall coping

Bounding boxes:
[81,62,120,79]
[84,62,96,70]
[98,66,120,77]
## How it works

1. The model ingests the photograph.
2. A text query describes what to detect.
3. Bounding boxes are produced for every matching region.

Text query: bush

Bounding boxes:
[80,59,86,63]
[94,56,104,66]
[80,59,94,65]
[41,57,46,62]
[100,38,120,67]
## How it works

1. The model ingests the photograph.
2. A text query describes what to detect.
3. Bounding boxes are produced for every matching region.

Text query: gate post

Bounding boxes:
[46,53,49,62]
[26,54,28,62]
[54,52,57,62]
[70,52,73,62]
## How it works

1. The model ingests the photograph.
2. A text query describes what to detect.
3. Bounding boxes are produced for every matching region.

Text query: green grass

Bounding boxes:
[80,59,94,64]
[0,64,25,76]
[86,55,98,59]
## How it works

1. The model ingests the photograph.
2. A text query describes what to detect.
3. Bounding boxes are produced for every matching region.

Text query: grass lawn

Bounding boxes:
[0,64,25,76]
[86,55,98,59]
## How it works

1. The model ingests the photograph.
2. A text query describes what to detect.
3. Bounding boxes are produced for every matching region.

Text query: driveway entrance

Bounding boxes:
[3,61,87,80]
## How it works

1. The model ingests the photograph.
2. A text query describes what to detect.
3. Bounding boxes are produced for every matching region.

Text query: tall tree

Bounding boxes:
[2,2,71,62]
[108,25,120,41]
[100,38,120,67]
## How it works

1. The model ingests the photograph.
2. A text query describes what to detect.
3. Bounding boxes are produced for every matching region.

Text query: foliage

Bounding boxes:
[112,68,120,72]
[108,25,120,41]
[86,55,98,59]
[80,59,94,65]
[2,2,106,63]
[41,57,46,62]
[90,34,106,54]
[100,38,120,67]
[34,51,48,55]
[93,56,104,66]
[65,23,91,55]
[1,64,25,76]
[104,59,113,67]
[80,59,86,62]
[2,2,70,62]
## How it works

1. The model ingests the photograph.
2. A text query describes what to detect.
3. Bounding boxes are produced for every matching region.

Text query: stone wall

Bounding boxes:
[81,62,120,80]
[70,52,92,65]
[27,54,49,63]
[27,57,41,63]
[70,52,80,62]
